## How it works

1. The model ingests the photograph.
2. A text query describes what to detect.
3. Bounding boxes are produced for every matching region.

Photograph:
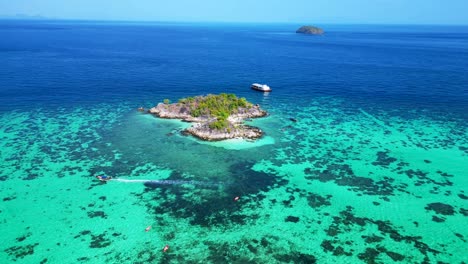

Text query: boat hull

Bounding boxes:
[251,86,272,92]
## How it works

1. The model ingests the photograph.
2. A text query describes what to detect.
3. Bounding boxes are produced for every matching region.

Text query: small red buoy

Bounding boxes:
[163,245,169,252]
[234,196,240,201]
[145,226,151,232]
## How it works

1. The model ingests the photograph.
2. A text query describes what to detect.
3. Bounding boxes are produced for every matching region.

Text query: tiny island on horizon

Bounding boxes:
[296,25,324,35]
[142,93,268,141]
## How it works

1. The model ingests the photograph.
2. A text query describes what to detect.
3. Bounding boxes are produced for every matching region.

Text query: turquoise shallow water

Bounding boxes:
[0,21,467,263]
[0,96,466,263]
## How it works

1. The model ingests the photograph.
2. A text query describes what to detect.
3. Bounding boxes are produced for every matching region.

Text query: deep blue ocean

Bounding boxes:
[1,20,467,116]
[0,20,467,263]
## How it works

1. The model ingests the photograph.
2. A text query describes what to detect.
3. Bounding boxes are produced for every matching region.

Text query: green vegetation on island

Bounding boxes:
[296,25,324,35]
[178,93,252,129]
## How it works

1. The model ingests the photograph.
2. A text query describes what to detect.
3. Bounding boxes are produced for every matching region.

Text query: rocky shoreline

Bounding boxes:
[147,94,268,141]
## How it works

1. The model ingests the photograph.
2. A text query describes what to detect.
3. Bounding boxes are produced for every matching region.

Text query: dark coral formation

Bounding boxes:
[87,210,108,219]
[372,151,397,167]
[4,243,40,260]
[304,164,398,197]
[322,206,439,263]
[142,162,287,227]
[307,193,332,208]
[285,216,300,223]
[73,230,112,249]
[90,233,112,248]
[425,203,455,215]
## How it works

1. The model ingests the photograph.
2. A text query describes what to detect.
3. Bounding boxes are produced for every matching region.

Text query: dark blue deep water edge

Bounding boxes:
[1,21,467,113]
[0,20,467,263]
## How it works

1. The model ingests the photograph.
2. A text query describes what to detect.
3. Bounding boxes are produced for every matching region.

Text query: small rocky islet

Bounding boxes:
[147,93,268,141]
[296,25,324,35]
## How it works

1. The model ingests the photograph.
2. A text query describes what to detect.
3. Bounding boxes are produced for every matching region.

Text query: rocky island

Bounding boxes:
[148,93,268,141]
[296,25,324,35]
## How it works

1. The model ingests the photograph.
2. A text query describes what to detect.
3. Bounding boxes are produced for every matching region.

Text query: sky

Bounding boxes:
[0,0,467,25]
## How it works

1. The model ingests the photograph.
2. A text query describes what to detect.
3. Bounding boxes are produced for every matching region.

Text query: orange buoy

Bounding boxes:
[145,226,151,232]
[234,196,240,201]
[163,245,169,252]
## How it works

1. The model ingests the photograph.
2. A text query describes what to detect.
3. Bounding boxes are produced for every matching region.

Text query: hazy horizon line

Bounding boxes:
[1,16,468,26]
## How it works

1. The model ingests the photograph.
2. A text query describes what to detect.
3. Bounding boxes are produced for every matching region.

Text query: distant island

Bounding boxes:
[296,25,324,35]
[148,93,267,141]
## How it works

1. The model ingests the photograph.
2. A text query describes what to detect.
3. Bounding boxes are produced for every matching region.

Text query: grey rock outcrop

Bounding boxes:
[296,25,324,35]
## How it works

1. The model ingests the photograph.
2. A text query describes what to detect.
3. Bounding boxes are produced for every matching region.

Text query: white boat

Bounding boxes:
[251,83,271,92]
